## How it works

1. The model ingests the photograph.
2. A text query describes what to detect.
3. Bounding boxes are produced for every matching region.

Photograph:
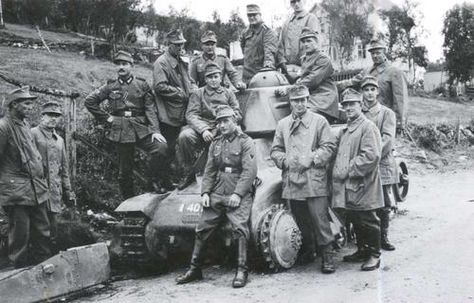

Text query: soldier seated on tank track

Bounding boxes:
[176,62,242,190]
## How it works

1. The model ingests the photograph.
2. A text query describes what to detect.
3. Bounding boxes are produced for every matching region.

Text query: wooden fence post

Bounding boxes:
[64,97,77,183]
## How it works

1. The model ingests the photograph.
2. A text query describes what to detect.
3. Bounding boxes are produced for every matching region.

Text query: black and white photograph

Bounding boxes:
[0,0,473,302]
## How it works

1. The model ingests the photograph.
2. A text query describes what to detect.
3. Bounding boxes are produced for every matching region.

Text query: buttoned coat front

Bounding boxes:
[271,111,336,200]
[331,114,384,210]
[363,102,399,185]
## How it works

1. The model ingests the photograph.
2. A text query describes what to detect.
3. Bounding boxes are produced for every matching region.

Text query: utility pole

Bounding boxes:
[0,0,5,29]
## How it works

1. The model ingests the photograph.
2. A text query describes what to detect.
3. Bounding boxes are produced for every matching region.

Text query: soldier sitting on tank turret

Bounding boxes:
[176,62,242,190]
[176,105,257,288]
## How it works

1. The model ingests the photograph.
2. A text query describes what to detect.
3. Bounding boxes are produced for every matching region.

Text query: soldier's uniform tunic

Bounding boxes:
[85,75,167,198]
[197,130,257,240]
[190,53,241,88]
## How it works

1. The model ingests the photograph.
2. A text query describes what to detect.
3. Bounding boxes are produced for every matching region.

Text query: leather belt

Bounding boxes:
[219,167,241,173]
[112,109,145,117]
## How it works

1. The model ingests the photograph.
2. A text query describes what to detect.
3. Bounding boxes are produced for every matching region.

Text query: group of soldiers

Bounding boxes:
[0,0,407,290]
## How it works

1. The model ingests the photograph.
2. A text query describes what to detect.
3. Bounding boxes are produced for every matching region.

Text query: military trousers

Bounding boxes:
[196,192,253,241]
[346,210,381,257]
[177,126,209,173]
[117,134,168,199]
[290,197,334,252]
[4,203,51,268]
[377,185,394,231]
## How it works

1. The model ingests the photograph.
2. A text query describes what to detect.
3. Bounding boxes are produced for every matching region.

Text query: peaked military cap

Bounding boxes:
[3,86,37,107]
[215,104,235,120]
[201,30,217,43]
[288,84,309,100]
[361,76,379,89]
[341,88,363,104]
[299,27,318,40]
[114,50,133,64]
[247,4,261,14]
[167,29,187,44]
[204,62,222,77]
[41,101,62,115]
[367,38,386,52]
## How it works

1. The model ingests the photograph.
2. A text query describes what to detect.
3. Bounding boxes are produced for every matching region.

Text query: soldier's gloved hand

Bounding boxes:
[201,193,210,208]
[151,132,167,143]
[275,87,288,97]
[278,62,288,75]
[106,116,114,124]
[228,193,241,208]
[202,130,214,143]
[236,82,246,91]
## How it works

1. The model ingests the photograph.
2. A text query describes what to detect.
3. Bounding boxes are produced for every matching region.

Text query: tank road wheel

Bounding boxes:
[393,161,409,202]
[258,204,302,272]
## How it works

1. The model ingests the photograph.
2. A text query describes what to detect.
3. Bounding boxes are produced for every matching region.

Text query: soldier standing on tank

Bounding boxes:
[190,30,246,90]
[338,38,408,134]
[176,105,257,288]
[0,87,51,268]
[277,0,318,73]
[31,102,75,253]
[153,29,197,182]
[241,4,278,84]
[85,50,169,198]
[361,76,397,251]
[270,84,337,274]
[177,63,242,189]
[332,89,383,271]
[296,28,339,123]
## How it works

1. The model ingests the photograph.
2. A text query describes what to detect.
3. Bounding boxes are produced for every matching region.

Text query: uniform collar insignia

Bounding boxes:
[118,75,133,85]
[203,53,216,61]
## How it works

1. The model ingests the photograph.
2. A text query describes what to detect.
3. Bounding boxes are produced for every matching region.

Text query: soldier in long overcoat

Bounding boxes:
[176,105,257,288]
[241,4,278,84]
[31,101,75,252]
[190,31,246,90]
[332,89,383,271]
[296,28,339,122]
[0,87,50,268]
[361,76,398,251]
[177,63,242,189]
[271,85,337,273]
[338,39,409,133]
[85,51,169,198]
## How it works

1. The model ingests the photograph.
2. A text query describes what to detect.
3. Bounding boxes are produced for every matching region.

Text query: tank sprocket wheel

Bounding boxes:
[258,204,302,272]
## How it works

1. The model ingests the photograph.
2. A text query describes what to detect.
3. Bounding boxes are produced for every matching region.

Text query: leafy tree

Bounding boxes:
[442,3,474,84]
[319,0,373,69]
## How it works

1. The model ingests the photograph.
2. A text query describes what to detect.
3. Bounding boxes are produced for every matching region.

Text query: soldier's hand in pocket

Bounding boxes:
[201,193,210,208]
[228,193,241,208]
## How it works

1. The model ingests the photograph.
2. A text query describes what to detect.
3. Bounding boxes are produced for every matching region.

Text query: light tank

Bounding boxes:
[111,69,346,272]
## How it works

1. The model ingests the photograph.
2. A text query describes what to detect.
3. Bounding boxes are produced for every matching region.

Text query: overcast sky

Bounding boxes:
[150,0,473,62]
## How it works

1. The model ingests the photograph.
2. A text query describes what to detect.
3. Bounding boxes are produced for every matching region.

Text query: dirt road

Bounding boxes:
[76,170,474,303]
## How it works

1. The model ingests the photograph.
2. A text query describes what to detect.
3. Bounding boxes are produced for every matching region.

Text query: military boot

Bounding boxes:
[176,238,205,284]
[361,255,381,271]
[381,229,395,251]
[321,245,336,274]
[232,237,248,288]
[343,248,370,262]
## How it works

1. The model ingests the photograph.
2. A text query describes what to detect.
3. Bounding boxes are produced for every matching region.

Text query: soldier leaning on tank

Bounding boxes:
[176,62,243,190]
[190,30,246,90]
[332,89,384,271]
[361,76,397,251]
[153,29,197,175]
[31,101,75,253]
[338,38,409,135]
[270,85,337,274]
[295,28,340,124]
[85,50,169,199]
[0,87,51,269]
[176,105,258,288]
[241,4,278,84]
[277,0,318,73]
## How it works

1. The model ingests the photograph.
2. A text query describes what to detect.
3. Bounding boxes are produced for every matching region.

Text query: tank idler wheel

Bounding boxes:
[393,161,409,202]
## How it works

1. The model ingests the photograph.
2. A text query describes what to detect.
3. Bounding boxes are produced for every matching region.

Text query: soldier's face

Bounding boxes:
[116,61,132,78]
[290,0,305,13]
[41,113,61,130]
[290,97,308,116]
[300,37,318,53]
[169,43,185,57]
[202,42,216,55]
[343,101,362,121]
[217,117,237,136]
[247,13,262,25]
[11,99,34,119]
[370,49,386,65]
[205,73,222,89]
[362,85,379,104]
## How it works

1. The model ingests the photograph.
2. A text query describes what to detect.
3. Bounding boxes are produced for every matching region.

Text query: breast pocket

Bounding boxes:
[227,149,242,166]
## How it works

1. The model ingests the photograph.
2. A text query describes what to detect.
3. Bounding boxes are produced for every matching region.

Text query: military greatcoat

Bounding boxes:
[331,114,384,211]
[270,111,336,200]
